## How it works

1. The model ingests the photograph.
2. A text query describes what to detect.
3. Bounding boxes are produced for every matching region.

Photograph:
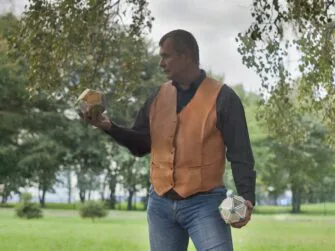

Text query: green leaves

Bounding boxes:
[9,0,153,99]
[237,0,335,147]
[0,4,163,205]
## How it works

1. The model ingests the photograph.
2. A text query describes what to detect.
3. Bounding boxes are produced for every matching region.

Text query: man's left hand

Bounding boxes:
[230,200,253,229]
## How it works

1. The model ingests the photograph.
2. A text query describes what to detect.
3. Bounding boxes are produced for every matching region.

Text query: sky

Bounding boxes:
[1,0,263,93]
[147,0,261,92]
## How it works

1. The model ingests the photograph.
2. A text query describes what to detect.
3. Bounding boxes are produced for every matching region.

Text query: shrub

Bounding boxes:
[79,200,108,222]
[15,192,43,219]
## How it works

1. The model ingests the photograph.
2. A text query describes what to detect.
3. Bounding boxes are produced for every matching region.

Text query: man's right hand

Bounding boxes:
[79,104,112,131]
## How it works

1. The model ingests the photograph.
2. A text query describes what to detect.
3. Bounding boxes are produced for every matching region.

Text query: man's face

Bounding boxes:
[159,38,188,80]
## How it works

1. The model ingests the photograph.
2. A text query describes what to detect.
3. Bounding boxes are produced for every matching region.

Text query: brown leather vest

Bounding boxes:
[149,77,226,198]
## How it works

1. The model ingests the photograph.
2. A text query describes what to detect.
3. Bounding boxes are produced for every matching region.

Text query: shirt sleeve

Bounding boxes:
[104,88,160,157]
[216,85,256,205]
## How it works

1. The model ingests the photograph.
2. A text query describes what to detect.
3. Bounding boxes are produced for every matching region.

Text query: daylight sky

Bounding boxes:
[1,0,265,93]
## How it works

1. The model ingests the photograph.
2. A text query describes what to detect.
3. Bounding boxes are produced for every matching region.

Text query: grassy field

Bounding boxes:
[2,201,335,214]
[254,202,335,215]
[0,208,334,251]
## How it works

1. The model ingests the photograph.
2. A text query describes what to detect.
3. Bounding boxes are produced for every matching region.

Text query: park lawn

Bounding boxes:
[254,203,335,215]
[0,208,334,251]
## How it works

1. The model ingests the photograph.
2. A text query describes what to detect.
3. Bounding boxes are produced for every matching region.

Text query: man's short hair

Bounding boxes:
[159,29,199,65]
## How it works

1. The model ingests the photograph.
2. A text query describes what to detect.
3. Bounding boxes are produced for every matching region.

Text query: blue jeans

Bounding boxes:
[147,186,233,251]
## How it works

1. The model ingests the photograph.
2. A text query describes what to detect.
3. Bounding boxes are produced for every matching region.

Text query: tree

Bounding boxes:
[0,146,24,203]
[268,124,333,213]
[0,30,29,202]
[0,13,75,204]
[114,146,149,210]
[237,85,289,205]
[237,0,335,146]
[9,0,154,99]
[256,80,334,212]
[104,43,164,210]
[102,144,121,209]
[18,135,66,207]
[226,83,334,211]
[58,121,110,203]
[0,6,160,207]
[60,165,75,204]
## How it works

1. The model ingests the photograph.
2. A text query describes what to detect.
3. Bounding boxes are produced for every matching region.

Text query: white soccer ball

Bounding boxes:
[218,194,247,224]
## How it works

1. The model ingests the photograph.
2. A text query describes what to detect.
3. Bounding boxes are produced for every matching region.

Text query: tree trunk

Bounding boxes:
[100,178,107,201]
[1,185,8,204]
[271,192,280,206]
[291,186,302,213]
[108,191,116,209]
[67,169,72,204]
[133,191,137,210]
[79,190,86,203]
[39,189,46,208]
[118,195,122,210]
[108,178,117,209]
[67,188,72,204]
[88,190,91,201]
[127,190,134,211]
[1,194,7,204]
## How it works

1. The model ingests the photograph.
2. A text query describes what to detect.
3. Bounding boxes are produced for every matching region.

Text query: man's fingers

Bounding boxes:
[84,112,92,122]
[92,109,100,122]
[78,104,111,130]
[226,200,253,229]
[231,221,246,229]
[78,110,84,119]
[79,104,96,122]
[230,211,251,229]
[231,217,249,228]
[244,200,254,210]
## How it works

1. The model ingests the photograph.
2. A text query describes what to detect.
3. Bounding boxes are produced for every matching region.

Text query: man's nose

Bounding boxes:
[159,58,165,68]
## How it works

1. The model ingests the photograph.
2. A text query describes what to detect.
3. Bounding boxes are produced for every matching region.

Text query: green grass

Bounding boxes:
[0,201,145,211]
[254,203,335,215]
[0,208,334,251]
[2,202,335,215]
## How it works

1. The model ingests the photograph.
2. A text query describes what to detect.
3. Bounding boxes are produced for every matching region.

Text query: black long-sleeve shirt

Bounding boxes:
[105,70,256,204]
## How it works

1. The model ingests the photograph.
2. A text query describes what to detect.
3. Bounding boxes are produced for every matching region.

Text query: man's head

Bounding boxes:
[159,29,199,80]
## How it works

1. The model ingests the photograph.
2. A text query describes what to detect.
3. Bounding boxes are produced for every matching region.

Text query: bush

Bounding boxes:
[79,200,108,222]
[15,192,43,219]
[16,203,43,219]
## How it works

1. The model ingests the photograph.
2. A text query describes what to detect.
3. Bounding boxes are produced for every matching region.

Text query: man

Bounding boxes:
[81,29,256,251]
